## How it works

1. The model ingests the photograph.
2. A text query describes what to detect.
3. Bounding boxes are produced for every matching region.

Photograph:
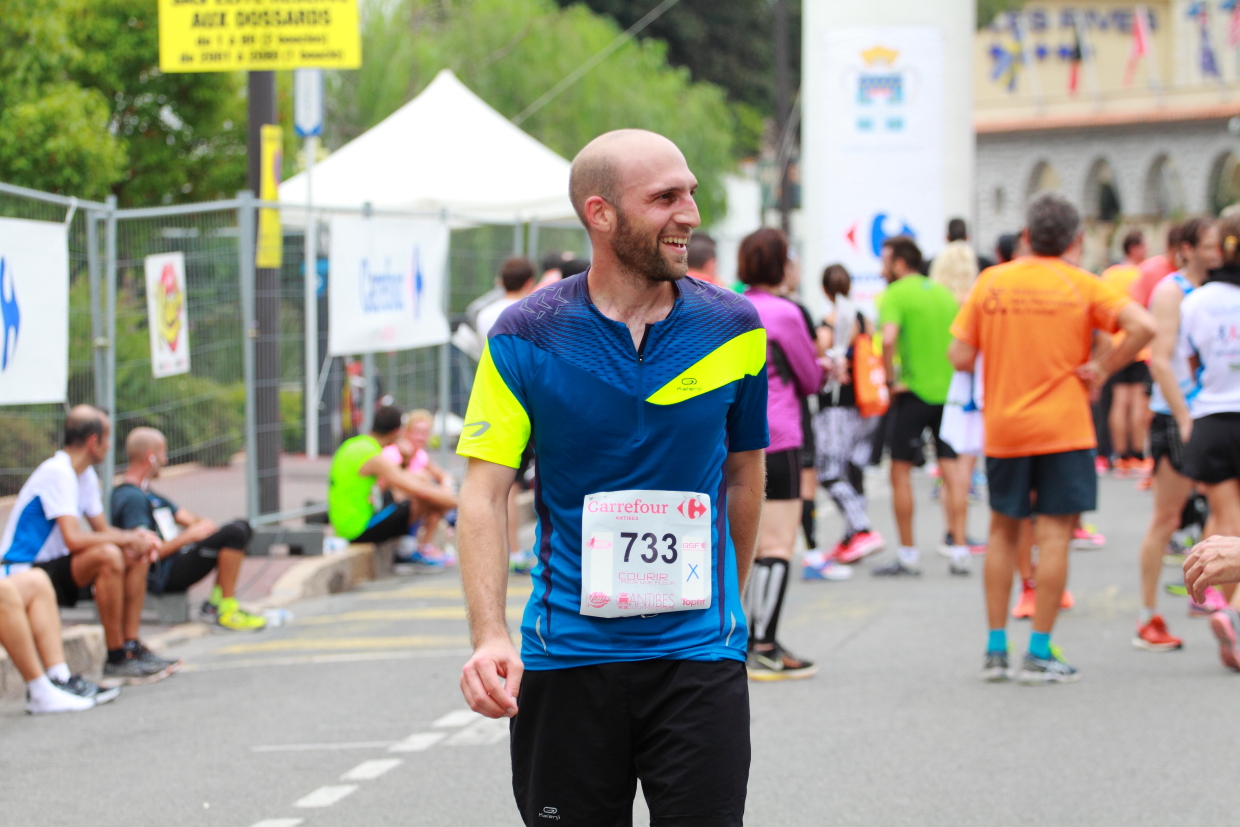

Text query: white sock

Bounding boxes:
[950,545,969,562]
[1138,607,1155,626]
[26,675,93,714]
[47,662,70,683]
[897,546,920,566]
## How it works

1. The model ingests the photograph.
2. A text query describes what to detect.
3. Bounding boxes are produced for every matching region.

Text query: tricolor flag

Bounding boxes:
[1066,17,1083,94]
[1190,1,1222,78]
[1124,5,1152,86]
[1225,0,1240,47]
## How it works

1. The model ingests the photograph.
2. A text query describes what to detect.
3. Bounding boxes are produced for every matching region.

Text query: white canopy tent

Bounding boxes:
[280,69,577,222]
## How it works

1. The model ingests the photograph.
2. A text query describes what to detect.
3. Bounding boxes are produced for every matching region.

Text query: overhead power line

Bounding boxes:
[512,0,681,125]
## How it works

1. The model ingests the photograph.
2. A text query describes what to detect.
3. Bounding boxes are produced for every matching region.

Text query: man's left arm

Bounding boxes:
[725,450,764,591]
[1077,302,1156,397]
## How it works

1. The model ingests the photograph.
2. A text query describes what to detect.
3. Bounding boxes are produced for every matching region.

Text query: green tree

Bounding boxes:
[326,0,737,224]
[978,0,1022,28]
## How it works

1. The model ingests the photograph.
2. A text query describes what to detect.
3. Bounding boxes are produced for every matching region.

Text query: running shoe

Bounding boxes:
[1134,457,1154,477]
[26,682,94,714]
[217,598,267,632]
[101,652,169,687]
[1165,582,1189,597]
[980,651,1011,682]
[1016,649,1081,685]
[1133,615,1183,651]
[835,531,884,564]
[1061,588,1075,610]
[937,533,986,557]
[1208,608,1240,671]
[871,559,921,577]
[1012,581,1036,619]
[53,675,120,705]
[1189,587,1229,616]
[948,556,970,576]
[1094,456,1111,476]
[1112,457,1132,478]
[128,640,182,675]
[746,645,818,681]
[802,559,853,581]
[1070,525,1106,550]
[509,548,538,575]
[198,600,219,625]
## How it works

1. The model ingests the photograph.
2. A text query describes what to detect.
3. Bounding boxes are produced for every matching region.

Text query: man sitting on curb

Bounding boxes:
[329,405,459,558]
[0,406,172,685]
[0,568,118,713]
[111,427,266,632]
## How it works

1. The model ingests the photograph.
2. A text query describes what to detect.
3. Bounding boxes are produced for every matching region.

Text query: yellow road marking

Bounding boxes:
[296,607,523,624]
[215,636,470,655]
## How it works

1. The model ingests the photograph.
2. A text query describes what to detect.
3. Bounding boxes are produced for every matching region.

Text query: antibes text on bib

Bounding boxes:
[579,489,712,618]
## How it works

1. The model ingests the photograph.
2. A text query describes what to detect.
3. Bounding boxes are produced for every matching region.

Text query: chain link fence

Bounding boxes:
[0,181,586,524]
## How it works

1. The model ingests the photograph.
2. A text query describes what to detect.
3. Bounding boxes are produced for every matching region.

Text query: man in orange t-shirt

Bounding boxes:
[949,192,1155,685]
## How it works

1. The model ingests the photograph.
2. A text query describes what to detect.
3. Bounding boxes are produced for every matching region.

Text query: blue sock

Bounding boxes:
[987,628,1007,654]
[1029,632,1051,659]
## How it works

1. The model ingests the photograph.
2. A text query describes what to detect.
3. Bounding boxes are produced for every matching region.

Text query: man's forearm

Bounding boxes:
[458,495,512,646]
[726,453,764,591]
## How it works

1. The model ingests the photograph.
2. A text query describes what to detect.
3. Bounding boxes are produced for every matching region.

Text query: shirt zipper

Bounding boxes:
[635,324,651,440]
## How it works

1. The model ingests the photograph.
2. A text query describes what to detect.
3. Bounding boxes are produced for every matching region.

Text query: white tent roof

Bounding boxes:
[280,69,576,222]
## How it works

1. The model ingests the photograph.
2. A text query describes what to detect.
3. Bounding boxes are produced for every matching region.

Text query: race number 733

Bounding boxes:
[579,490,712,619]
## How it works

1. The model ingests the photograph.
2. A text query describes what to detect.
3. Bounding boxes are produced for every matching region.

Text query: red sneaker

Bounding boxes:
[1061,588,1075,610]
[1012,581,1036,619]
[1133,615,1183,651]
[836,531,885,564]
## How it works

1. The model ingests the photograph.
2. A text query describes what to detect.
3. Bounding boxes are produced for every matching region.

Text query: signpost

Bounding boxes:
[157,0,361,72]
[296,69,323,457]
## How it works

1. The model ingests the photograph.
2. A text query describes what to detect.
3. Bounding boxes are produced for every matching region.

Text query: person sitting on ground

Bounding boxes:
[476,258,537,340]
[0,568,118,713]
[686,233,723,286]
[0,405,172,685]
[328,405,459,560]
[110,427,266,632]
[381,410,458,561]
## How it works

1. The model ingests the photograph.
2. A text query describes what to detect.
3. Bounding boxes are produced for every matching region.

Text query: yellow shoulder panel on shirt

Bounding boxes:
[456,343,530,469]
[646,328,767,406]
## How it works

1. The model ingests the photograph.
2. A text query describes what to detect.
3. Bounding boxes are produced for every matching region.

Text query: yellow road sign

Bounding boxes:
[158,0,361,73]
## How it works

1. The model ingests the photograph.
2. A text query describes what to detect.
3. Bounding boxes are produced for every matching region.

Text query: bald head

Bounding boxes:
[64,405,108,448]
[569,130,688,224]
[126,426,166,462]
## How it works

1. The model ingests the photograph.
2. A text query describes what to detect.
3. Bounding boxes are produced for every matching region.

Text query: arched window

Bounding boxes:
[1209,151,1240,216]
[1084,158,1122,221]
[1143,154,1185,219]
[1026,160,1061,201]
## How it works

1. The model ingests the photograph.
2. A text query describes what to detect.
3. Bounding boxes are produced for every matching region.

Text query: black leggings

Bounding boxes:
[148,519,252,594]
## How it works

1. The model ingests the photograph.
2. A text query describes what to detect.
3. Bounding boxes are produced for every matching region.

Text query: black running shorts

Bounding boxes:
[764,448,801,501]
[510,659,749,827]
[351,500,412,544]
[1110,361,1151,385]
[33,555,84,608]
[1149,413,1187,475]
[887,391,957,465]
[1184,412,1240,484]
[986,449,1097,518]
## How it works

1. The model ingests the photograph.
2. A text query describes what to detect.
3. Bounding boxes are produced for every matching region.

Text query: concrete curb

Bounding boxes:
[1,543,391,700]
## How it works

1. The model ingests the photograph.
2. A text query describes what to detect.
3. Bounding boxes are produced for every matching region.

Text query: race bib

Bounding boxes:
[579,490,712,618]
[152,507,180,542]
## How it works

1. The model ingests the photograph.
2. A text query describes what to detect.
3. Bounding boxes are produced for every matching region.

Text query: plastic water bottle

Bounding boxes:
[263,608,292,627]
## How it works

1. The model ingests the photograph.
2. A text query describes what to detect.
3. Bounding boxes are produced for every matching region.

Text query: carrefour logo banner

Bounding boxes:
[328,216,450,356]
[144,252,191,378]
[0,217,68,406]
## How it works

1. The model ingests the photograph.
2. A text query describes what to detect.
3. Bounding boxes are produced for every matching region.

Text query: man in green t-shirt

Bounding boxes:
[328,406,458,552]
[873,235,969,577]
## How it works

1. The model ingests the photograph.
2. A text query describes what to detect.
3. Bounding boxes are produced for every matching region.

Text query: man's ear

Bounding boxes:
[583,195,616,235]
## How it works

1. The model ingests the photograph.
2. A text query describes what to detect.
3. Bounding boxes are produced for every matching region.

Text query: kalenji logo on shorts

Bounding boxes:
[538,805,561,820]
[677,497,708,520]
[588,591,610,608]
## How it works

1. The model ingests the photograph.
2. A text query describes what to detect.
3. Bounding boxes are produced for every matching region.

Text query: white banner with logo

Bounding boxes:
[328,216,450,356]
[817,27,945,316]
[144,252,192,378]
[0,217,68,405]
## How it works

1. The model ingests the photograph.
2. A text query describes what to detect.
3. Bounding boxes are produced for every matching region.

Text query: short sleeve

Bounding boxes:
[79,469,103,519]
[39,463,82,520]
[878,286,903,329]
[111,487,153,531]
[456,337,532,469]
[727,371,769,452]
[950,287,981,348]
[1087,276,1129,334]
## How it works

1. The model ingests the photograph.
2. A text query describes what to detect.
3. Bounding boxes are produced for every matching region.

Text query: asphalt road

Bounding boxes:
[2,468,1238,827]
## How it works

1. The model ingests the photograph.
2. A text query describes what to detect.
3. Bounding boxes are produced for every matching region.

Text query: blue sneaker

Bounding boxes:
[802,559,853,581]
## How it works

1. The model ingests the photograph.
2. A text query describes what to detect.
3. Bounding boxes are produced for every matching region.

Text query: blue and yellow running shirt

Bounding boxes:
[458,273,769,670]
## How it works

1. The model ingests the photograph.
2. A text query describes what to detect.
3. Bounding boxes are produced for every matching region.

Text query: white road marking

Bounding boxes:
[294,785,359,808]
[252,741,394,753]
[444,717,510,746]
[388,732,446,752]
[433,709,483,728]
[341,759,403,781]
[249,820,304,827]
[179,648,471,673]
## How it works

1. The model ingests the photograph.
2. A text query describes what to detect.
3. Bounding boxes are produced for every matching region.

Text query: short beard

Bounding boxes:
[610,207,685,285]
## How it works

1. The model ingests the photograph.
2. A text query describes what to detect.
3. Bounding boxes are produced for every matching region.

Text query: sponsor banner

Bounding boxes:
[0,218,68,405]
[157,0,361,73]
[328,216,450,356]
[144,252,192,378]
[818,27,945,317]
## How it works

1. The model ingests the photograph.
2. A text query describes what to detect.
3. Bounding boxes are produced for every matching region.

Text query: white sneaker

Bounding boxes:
[26,678,95,714]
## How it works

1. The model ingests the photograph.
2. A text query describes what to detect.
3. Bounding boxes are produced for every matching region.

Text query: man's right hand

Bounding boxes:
[460,634,523,719]
[1175,413,1194,445]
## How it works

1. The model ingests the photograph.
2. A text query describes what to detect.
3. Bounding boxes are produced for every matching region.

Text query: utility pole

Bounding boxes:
[248,71,281,515]
[774,0,792,234]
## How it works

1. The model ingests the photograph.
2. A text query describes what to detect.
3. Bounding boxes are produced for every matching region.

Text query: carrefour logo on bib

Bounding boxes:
[358,246,425,318]
[0,257,20,372]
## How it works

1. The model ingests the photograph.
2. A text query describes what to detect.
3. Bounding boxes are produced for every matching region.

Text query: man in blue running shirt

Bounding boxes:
[456,129,768,827]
